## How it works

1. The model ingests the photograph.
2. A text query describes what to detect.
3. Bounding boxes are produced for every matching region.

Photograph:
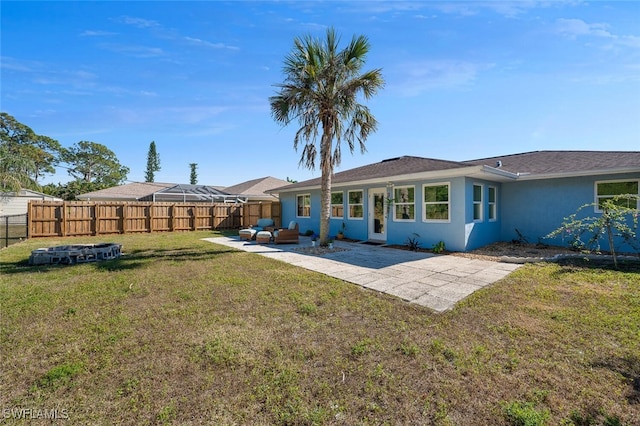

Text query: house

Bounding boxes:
[77,177,289,203]
[222,176,289,203]
[272,151,640,252]
[0,189,62,216]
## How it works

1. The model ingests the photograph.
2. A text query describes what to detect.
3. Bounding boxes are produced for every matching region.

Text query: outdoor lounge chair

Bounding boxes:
[273,221,299,244]
[238,218,275,241]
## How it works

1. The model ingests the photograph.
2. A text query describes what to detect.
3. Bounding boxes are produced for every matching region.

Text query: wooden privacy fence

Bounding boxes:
[28,201,281,238]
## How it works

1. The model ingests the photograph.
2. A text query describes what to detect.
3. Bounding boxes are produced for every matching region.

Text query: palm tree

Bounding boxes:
[270,27,384,246]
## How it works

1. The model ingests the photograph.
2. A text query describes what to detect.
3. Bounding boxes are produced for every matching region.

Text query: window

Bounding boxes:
[423,183,450,222]
[595,180,640,212]
[331,191,344,218]
[393,186,415,220]
[348,190,363,219]
[488,186,497,221]
[473,184,483,221]
[296,194,310,217]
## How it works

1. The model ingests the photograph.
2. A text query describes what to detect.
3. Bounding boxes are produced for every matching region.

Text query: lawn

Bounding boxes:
[1,231,638,425]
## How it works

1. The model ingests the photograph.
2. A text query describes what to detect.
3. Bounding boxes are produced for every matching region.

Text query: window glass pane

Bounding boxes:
[425,185,448,202]
[331,206,344,217]
[350,205,363,218]
[394,187,414,203]
[331,192,343,204]
[297,195,310,217]
[349,191,362,204]
[488,187,496,203]
[597,181,638,196]
[473,203,482,220]
[395,204,415,220]
[425,204,449,220]
[489,204,496,220]
[473,185,482,202]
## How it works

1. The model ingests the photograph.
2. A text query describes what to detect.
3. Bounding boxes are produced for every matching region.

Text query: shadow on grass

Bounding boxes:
[552,257,640,273]
[592,354,640,404]
[0,246,241,275]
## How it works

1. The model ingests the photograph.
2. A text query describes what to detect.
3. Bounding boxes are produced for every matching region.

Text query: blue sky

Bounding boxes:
[2,1,639,187]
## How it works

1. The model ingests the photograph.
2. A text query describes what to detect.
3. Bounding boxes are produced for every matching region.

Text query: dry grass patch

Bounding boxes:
[1,232,638,425]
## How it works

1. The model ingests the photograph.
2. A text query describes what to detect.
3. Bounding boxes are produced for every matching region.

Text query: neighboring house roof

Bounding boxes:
[77,182,175,201]
[274,150,640,192]
[1,189,63,200]
[78,177,289,203]
[223,176,289,200]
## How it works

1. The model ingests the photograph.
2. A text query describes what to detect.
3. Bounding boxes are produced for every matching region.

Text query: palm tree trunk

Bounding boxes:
[319,126,333,246]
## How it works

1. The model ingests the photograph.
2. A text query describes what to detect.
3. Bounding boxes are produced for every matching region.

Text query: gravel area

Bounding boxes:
[451,242,577,262]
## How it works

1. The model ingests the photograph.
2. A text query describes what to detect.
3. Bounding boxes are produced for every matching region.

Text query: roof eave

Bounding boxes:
[275,165,520,193]
[515,167,640,181]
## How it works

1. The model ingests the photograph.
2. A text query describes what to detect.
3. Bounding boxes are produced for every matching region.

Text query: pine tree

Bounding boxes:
[189,163,198,185]
[145,141,160,182]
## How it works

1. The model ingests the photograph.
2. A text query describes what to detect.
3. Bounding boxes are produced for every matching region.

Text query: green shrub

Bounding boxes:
[502,400,550,426]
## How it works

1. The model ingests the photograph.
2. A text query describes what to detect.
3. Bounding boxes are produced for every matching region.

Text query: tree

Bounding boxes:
[0,112,61,188]
[42,181,99,201]
[0,144,37,193]
[62,141,129,187]
[270,28,384,246]
[145,141,161,182]
[189,163,198,185]
[546,195,639,269]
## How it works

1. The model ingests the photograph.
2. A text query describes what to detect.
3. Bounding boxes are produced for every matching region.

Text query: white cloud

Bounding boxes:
[118,16,160,28]
[556,18,640,49]
[556,18,613,39]
[183,36,239,50]
[393,60,493,96]
[80,30,117,37]
[99,43,164,58]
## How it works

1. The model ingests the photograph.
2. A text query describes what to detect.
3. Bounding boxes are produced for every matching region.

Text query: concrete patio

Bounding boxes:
[202,236,522,312]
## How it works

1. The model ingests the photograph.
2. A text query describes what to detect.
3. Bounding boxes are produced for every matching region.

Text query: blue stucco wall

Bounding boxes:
[500,173,639,252]
[279,176,502,252]
[279,172,639,252]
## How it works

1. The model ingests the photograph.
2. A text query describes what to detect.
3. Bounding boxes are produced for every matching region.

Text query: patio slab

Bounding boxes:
[202,236,523,312]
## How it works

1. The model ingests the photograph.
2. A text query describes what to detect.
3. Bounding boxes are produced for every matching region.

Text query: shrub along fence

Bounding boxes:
[27,201,281,238]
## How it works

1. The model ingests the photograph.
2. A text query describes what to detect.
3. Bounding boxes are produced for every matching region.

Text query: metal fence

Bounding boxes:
[0,214,28,248]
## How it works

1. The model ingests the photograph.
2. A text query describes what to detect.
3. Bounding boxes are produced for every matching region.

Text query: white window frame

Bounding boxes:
[594,179,640,213]
[488,186,497,222]
[473,183,483,222]
[423,182,451,223]
[393,185,415,222]
[296,193,311,218]
[348,190,364,220]
[331,191,344,219]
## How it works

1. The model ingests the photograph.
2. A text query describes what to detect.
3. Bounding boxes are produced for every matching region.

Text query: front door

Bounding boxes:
[368,188,387,241]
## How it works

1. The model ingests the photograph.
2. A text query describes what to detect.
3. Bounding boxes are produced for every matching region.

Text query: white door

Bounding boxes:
[368,188,387,241]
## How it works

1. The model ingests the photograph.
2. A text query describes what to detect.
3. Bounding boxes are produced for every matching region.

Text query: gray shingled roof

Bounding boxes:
[77,182,175,201]
[273,156,474,191]
[222,176,289,198]
[274,150,640,192]
[464,150,640,175]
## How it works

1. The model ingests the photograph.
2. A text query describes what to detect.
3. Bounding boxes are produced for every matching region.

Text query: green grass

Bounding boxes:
[1,232,638,425]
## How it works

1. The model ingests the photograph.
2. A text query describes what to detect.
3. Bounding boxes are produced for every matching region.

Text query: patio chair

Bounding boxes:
[273,221,299,244]
[238,218,275,241]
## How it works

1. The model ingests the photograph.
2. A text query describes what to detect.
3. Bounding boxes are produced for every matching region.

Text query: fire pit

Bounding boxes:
[29,243,122,265]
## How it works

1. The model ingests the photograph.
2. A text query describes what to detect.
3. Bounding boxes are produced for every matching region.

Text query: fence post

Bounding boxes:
[61,201,67,237]
[27,201,33,239]
[94,203,100,235]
